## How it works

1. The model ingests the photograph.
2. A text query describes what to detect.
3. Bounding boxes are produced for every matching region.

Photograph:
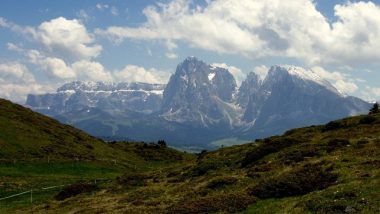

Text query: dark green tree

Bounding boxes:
[197,150,208,162]
[369,102,379,114]
[157,140,167,147]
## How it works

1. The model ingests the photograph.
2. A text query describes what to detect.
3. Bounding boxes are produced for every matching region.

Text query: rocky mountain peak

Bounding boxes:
[160,57,238,125]
[264,65,340,95]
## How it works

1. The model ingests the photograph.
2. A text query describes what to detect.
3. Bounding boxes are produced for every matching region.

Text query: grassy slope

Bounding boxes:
[1,98,379,213]
[23,112,380,213]
[0,98,138,161]
[0,99,192,212]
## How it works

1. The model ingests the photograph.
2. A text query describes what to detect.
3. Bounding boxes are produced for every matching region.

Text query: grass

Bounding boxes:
[210,138,251,148]
[0,98,379,213]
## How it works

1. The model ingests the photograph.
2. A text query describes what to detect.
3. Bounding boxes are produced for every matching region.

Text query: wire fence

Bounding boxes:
[0,157,138,169]
[0,157,126,211]
[0,178,113,211]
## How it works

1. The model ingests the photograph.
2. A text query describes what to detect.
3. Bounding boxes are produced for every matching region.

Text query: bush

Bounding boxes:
[323,121,346,131]
[369,102,379,114]
[117,172,152,187]
[241,137,303,167]
[357,139,369,146]
[279,148,318,164]
[326,138,350,152]
[188,160,226,177]
[206,177,238,189]
[246,164,272,178]
[247,162,338,199]
[157,140,167,147]
[166,192,255,214]
[359,115,377,124]
[55,183,97,201]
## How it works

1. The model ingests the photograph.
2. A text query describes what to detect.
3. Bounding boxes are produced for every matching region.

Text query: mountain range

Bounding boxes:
[26,57,370,149]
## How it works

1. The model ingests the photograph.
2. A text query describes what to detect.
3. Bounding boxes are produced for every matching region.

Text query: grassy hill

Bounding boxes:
[0,98,379,213]
[0,98,127,161]
[0,98,192,212]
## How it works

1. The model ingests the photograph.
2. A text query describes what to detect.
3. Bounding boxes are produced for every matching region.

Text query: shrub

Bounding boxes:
[247,162,338,199]
[241,137,303,167]
[323,121,345,131]
[359,115,377,124]
[188,160,226,177]
[117,172,152,187]
[326,138,350,152]
[246,164,272,178]
[55,183,97,201]
[157,140,167,147]
[279,147,318,164]
[369,102,379,114]
[166,192,255,214]
[206,177,238,189]
[197,150,208,162]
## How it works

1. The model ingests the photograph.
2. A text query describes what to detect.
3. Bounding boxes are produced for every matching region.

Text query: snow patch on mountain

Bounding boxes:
[208,73,216,81]
[269,65,342,95]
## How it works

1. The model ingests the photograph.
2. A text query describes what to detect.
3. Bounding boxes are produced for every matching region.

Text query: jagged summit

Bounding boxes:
[160,57,238,126]
[266,65,340,95]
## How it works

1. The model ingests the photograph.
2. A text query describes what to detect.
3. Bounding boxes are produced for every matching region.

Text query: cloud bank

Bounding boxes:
[97,0,380,66]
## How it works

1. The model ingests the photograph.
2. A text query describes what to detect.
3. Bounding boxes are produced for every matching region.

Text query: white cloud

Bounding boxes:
[0,62,49,102]
[326,2,380,64]
[361,86,380,101]
[72,60,113,82]
[27,50,76,79]
[334,80,358,94]
[114,65,170,84]
[96,0,380,66]
[6,43,23,52]
[96,3,118,16]
[26,49,114,82]
[110,7,119,16]
[311,66,358,94]
[96,3,109,10]
[165,52,178,59]
[1,17,102,61]
[253,65,269,81]
[0,17,9,27]
[77,10,92,22]
[211,63,245,86]
[370,87,380,97]
[33,17,102,60]
[0,62,34,82]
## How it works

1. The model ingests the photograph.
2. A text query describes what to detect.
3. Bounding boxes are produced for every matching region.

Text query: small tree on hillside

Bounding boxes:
[157,140,167,147]
[369,102,379,114]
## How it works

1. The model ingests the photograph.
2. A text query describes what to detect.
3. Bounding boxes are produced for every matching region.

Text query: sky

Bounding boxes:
[1,0,380,103]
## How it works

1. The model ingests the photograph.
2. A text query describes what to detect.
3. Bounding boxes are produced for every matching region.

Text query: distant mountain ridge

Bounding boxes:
[27,81,165,115]
[26,57,371,148]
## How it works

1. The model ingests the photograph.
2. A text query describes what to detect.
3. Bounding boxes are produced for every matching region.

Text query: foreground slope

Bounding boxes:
[22,111,379,213]
[0,98,129,160]
[0,98,191,212]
